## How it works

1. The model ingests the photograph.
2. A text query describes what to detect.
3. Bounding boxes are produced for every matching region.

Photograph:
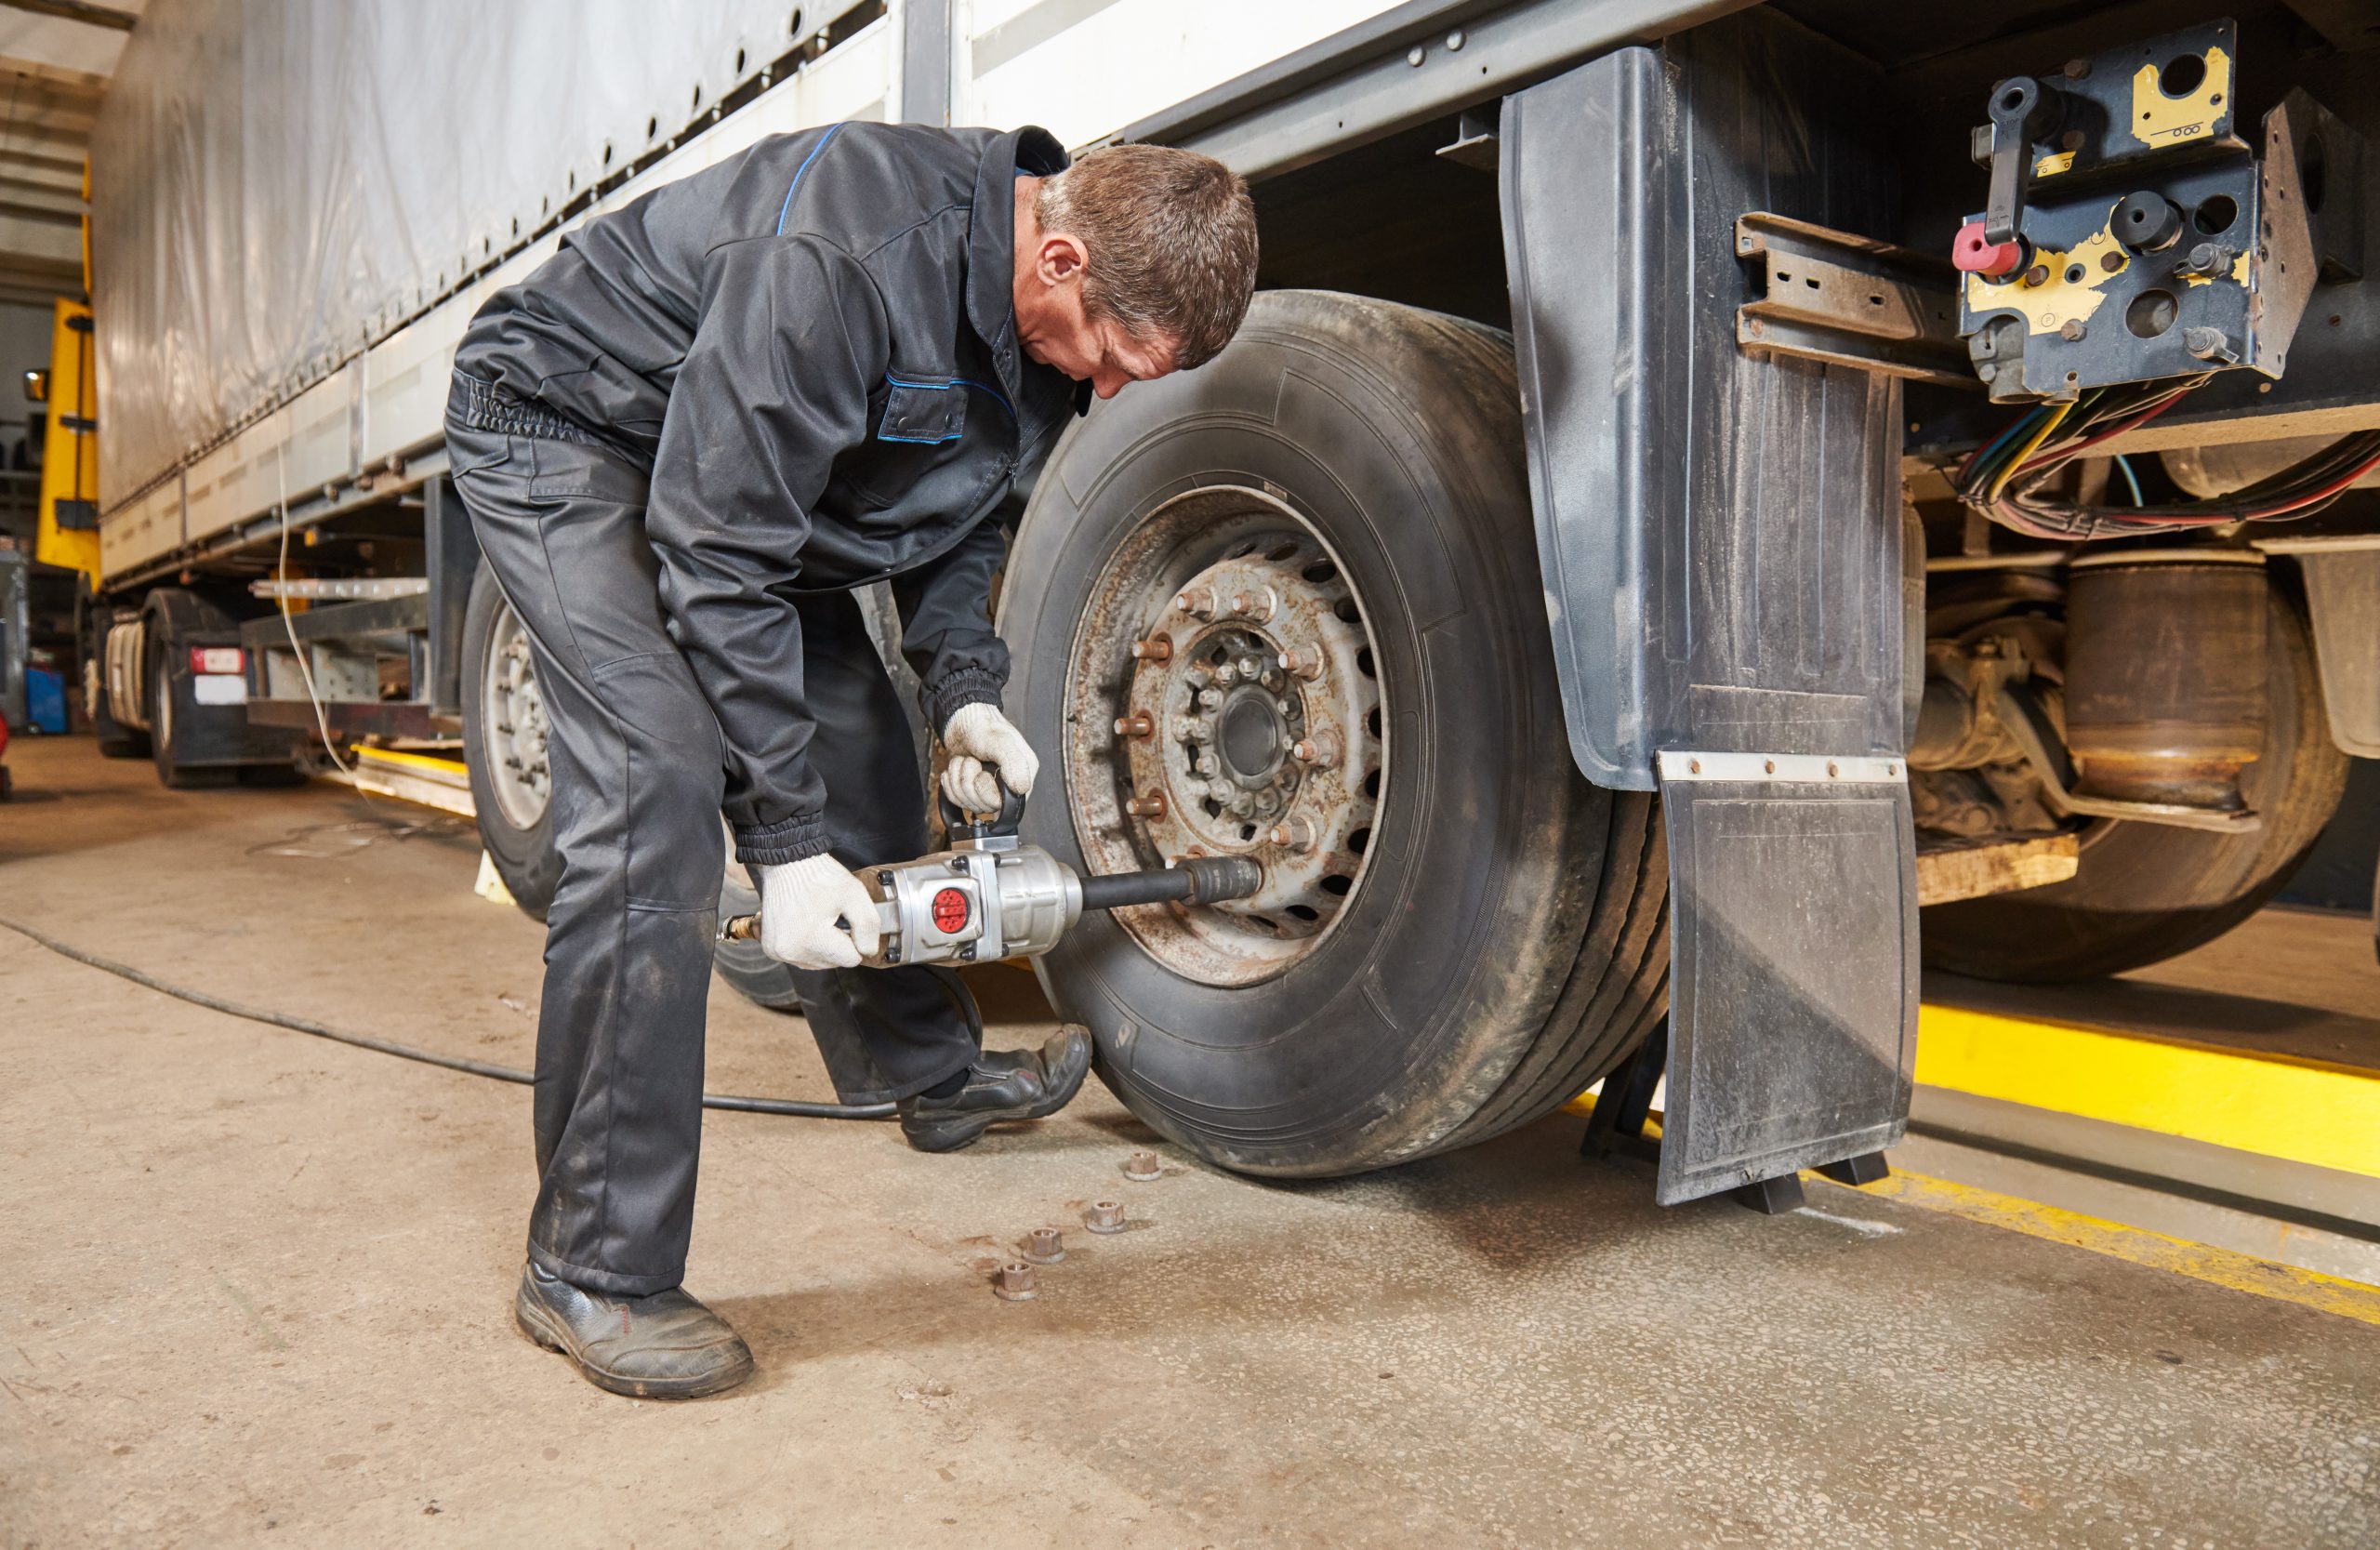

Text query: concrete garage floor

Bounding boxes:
[4,735,2376,1549]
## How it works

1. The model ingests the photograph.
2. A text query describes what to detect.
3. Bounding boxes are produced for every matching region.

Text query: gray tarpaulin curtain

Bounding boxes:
[90,0,814,507]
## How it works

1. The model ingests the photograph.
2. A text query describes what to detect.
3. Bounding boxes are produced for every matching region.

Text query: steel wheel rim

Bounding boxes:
[1060,485,1387,987]
[481,599,551,830]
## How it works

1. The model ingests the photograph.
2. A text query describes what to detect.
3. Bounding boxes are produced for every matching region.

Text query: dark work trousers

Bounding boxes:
[447,421,981,1296]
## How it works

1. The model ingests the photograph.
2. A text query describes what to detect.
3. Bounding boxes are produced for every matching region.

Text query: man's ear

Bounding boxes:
[1038,232,1089,286]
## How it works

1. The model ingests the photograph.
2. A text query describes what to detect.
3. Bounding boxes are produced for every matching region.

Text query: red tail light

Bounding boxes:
[191,646,245,675]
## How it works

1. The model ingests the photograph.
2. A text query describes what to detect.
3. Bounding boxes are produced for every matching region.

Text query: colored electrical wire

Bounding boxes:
[1986,399,2073,502]
[1953,375,2380,540]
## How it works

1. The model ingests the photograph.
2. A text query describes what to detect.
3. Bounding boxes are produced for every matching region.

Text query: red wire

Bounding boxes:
[2015,388,2192,473]
[2010,445,2380,528]
[2235,447,2380,519]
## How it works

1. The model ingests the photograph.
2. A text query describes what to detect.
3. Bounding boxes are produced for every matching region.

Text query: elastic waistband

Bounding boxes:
[448,371,603,446]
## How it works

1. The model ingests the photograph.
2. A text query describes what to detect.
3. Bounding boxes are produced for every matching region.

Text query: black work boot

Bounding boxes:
[513,1263,755,1399]
[899,1026,1093,1153]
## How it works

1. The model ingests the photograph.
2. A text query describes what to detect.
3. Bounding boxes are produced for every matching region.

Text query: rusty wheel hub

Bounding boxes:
[1062,487,1385,986]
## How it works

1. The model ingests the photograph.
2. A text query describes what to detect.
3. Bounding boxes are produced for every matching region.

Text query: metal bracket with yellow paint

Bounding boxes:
[1955,19,2321,404]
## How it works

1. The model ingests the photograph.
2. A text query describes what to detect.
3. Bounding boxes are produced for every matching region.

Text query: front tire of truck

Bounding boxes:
[461,560,562,920]
[1001,290,1670,1178]
[1923,585,2347,982]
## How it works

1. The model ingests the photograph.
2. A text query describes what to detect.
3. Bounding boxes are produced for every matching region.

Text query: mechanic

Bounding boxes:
[443,123,1259,1399]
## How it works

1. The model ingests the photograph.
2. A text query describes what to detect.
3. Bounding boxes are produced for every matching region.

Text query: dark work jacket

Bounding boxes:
[451,123,1086,866]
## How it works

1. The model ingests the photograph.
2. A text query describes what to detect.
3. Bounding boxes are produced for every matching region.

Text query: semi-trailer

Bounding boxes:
[46,0,2380,1196]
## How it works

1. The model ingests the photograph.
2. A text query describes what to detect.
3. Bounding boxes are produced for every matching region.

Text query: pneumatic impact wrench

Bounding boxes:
[721,777,1263,968]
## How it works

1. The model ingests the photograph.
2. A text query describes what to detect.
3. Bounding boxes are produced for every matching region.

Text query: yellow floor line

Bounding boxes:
[351,747,468,775]
[1822,1168,2380,1327]
[1916,1003,2380,1179]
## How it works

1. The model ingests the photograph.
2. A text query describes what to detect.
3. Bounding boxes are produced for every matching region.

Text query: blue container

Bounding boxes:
[25,666,65,734]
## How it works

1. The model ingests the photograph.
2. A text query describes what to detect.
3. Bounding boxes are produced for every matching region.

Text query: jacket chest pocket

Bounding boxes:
[878,381,967,444]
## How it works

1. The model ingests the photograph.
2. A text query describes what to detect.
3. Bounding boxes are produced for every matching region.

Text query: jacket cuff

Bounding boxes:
[925,666,1007,735]
[733,810,831,867]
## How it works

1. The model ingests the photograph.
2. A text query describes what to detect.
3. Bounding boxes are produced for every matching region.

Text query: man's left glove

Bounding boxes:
[940,703,1038,815]
[755,854,882,970]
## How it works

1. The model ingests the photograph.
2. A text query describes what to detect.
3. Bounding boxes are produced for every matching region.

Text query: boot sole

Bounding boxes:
[902,1036,1092,1153]
[514,1294,754,1400]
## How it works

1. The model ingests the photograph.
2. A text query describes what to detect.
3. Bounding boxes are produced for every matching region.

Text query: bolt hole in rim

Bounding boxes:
[1062,485,1386,987]
[482,599,552,830]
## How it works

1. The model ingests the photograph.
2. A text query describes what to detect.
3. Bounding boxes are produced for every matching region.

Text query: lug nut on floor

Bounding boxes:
[1021,1226,1065,1264]
[1084,1200,1128,1234]
[994,1262,1039,1301]
[1123,1150,1162,1182]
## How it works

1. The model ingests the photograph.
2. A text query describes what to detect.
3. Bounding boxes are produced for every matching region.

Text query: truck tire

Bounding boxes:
[1924,587,2347,982]
[460,560,562,919]
[86,643,150,759]
[1001,291,1668,1178]
[146,591,237,788]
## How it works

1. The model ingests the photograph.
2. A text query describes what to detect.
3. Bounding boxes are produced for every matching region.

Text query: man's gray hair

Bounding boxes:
[1034,143,1259,371]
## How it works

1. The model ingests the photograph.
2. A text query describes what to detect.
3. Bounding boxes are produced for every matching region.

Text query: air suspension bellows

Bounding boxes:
[2063,551,2268,813]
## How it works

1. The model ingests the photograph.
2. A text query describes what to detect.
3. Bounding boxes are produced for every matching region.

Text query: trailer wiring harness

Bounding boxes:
[0,914,902,1121]
[1955,377,2380,542]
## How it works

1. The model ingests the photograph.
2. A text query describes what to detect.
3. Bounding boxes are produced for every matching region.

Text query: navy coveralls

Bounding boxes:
[445,124,1083,1297]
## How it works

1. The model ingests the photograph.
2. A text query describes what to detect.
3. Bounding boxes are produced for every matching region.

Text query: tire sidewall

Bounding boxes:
[460,560,562,920]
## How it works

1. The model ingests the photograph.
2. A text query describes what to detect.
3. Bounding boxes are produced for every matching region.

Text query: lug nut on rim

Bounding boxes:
[1279,648,1323,682]
[1291,733,1341,768]
[994,1262,1039,1301]
[1083,1200,1128,1234]
[1267,815,1319,853]
[1021,1226,1065,1265]
[1125,792,1169,819]
[1175,586,1217,619]
[1114,711,1154,740]
[1129,634,1172,663]
[1123,1150,1163,1182]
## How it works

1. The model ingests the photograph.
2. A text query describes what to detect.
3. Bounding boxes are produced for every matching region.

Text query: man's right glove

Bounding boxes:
[755,854,881,970]
[940,702,1039,815]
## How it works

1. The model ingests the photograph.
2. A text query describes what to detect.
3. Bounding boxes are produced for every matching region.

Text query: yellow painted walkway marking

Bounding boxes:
[1916,1004,2380,1180]
[1825,1169,2380,1328]
[352,747,468,775]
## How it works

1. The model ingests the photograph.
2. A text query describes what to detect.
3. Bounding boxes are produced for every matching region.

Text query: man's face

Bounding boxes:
[1014,229,1180,400]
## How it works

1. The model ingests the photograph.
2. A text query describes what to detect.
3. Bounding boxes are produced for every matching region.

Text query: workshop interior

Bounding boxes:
[2,0,2375,1543]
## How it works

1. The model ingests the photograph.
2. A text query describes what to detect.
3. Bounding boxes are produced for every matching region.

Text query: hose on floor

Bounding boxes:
[0,915,896,1120]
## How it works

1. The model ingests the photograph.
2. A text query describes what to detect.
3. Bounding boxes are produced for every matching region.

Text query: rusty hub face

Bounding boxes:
[1061,486,1385,987]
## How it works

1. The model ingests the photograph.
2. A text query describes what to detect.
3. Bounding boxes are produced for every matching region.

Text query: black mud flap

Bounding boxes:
[1501,15,1920,1199]
[1655,752,1916,1204]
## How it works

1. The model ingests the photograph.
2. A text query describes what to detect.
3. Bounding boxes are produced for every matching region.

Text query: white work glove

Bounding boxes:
[940,702,1038,815]
[756,854,881,970]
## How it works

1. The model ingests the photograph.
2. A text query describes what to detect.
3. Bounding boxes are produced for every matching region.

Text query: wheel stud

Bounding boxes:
[1291,733,1341,768]
[1175,586,1217,619]
[1129,635,1173,664]
[1114,711,1154,740]
[1125,792,1169,819]
[1280,648,1323,682]
[1227,589,1275,623]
